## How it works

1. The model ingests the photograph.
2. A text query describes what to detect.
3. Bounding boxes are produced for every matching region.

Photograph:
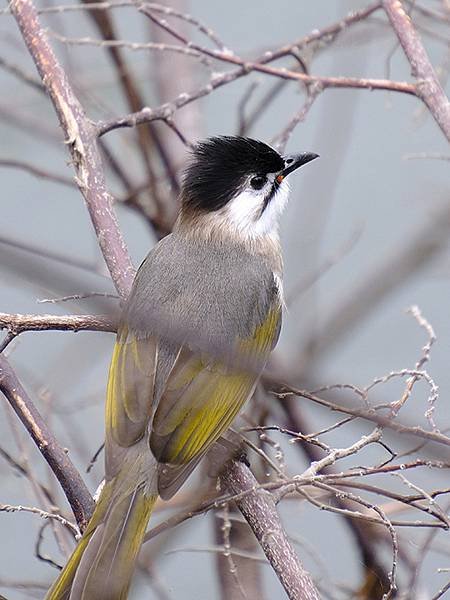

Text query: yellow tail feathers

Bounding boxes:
[46,481,156,600]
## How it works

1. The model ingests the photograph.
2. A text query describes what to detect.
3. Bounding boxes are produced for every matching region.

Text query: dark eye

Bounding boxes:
[250,175,267,190]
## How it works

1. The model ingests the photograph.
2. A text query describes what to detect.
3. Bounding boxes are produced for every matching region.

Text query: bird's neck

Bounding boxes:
[175,212,283,275]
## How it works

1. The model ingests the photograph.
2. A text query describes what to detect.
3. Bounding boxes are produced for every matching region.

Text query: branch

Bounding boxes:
[0,355,95,530]
[279,399,394,597]
[0,312,116,335]
[97,2,415,136]
[0,159,74,187]
[0,503,78,536]
[382,0,450,141]
[142,3,416,97]
[9,0,135,299]
[220,461,320,600]
[273,84,322,153]
[0,56,45,92]
[277,386,450,448]
[299,428,382,480]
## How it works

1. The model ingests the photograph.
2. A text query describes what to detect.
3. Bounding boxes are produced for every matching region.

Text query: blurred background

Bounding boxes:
[0,0,449,598]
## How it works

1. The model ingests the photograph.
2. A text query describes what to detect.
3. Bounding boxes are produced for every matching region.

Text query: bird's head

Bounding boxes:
[179,136,318,240]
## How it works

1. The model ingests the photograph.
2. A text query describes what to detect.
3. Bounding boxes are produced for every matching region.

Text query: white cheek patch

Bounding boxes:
[222,180,290,238]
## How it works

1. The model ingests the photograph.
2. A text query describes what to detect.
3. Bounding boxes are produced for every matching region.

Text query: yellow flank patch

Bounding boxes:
[152,306,281,466]
[106,341,121,432]
[166,372,252,464]
[106,326,156,447]
[240,307,280,354]
[166,356,204,392]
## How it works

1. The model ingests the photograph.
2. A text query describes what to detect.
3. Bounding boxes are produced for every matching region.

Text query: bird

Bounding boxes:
[46,135,318,599]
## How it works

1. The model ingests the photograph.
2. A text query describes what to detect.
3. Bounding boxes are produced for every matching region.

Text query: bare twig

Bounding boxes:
[275,386,450,448]
[37,292,119,304]
[389,306,438,426]
[0,502,78,536]
[299,428,382,480]
[383,0,450,141]
[0,355,94,529]
[273,83,322,153]
[0,158,74,187]
[0,311,117,335]
[0,56,45,91]
[216,502,248,600]
[49,29,201,57]
[97,3,415,136]
[220,461,320,600]
[431,580,450,600]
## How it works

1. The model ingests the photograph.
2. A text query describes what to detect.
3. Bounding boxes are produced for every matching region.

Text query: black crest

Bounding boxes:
[181,136,284,213]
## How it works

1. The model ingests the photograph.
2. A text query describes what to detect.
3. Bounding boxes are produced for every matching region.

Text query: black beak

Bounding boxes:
[276,152,319,183]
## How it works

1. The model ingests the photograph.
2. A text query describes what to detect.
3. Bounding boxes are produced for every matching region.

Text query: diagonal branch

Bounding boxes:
[81,0,181,213]
[0,355,94,530]
[220,461,320,600]
[97,2,415,136]
[382,0,450,141]
[9,0,135,300]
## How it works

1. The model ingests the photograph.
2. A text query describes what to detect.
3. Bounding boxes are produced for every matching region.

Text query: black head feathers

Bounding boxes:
[181,136,284,213]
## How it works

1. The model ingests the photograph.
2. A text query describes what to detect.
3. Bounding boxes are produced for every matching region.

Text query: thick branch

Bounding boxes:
[9,0,135,299]
[0,312,116,335]
[383,0,450,141]
[0,355,94,530]
[280,398,391,596]
[220,461,320,600]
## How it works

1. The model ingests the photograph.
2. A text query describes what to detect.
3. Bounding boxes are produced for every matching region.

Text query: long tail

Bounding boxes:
[46,474,156,600]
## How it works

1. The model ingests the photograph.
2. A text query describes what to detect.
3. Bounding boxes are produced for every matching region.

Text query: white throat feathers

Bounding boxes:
[222,174,290,239]
[179,174,290,244]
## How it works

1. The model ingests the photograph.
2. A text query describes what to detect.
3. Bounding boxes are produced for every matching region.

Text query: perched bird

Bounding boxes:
[46,136,318,599]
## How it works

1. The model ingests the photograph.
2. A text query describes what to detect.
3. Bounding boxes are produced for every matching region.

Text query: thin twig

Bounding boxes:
[273,83,323,153]
[48,29,201,57]
[97,3,414,136]
[0,502,78,536]
[0,355,95,529]
[275,386,450,448]
[37,292,119,304]
[0,159,74,187]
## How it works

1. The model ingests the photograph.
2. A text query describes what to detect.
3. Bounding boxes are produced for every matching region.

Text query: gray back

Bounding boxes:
[124,232,279,355]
